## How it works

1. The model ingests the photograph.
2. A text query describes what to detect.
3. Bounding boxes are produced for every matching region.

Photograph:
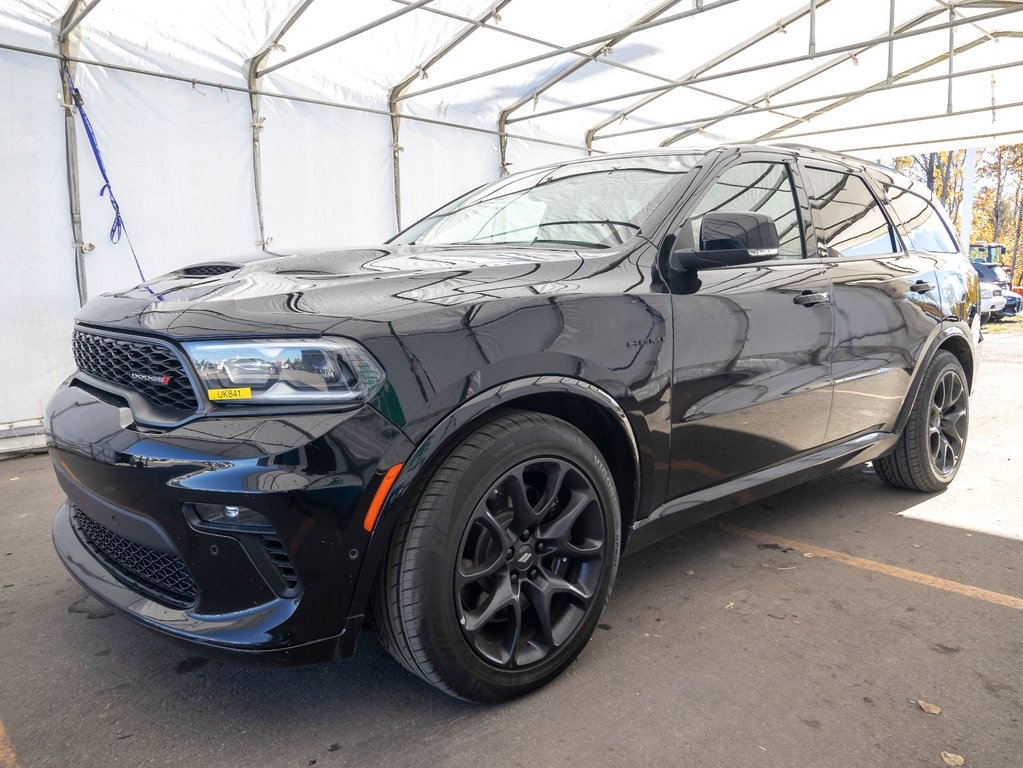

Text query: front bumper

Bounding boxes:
[46,379,414,662]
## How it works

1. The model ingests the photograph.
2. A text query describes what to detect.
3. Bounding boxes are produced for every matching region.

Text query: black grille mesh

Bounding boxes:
[73,329,198,412]
[71,505,197,607]
[181,264,237,276]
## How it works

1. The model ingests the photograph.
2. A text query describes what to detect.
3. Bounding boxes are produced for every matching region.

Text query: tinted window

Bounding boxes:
[689,162,804,259]
[884,187,959,253]
[804,168,897,258]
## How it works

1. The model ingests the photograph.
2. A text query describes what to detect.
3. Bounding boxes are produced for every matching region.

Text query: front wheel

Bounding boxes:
[875,350,969,492]
[374,411,620,702]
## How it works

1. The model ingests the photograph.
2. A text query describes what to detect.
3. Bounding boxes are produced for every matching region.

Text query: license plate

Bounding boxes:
[207,387,252,401]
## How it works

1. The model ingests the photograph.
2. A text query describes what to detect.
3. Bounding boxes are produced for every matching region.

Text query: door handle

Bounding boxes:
[909,280,935,293]
[793,290,831,307]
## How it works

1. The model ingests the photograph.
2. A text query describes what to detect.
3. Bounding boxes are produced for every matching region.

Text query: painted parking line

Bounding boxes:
[0,722,20,768]
[715,522,1023,611]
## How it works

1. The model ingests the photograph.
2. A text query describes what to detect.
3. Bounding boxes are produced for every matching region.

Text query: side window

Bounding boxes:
[689,162,805,259]
[883,186,959,253]
[803,167,898,258]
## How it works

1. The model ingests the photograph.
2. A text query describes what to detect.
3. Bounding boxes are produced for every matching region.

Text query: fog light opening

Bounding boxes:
[189,502,272,531]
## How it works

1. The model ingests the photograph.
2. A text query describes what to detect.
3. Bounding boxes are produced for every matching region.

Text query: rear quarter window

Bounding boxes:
[883,186,959,254]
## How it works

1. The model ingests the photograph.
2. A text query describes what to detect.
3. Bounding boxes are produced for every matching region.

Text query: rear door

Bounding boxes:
[666,153,834,501]
[799,161,944,443]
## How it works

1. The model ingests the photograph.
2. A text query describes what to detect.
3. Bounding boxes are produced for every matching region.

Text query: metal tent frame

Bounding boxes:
[5,0,1023,281]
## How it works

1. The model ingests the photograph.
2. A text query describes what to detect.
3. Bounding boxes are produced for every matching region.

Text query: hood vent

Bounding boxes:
[180,263,239,277]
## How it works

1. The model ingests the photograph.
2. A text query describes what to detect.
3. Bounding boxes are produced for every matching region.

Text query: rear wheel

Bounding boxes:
[374,411,620,702]
[875,350,969,492]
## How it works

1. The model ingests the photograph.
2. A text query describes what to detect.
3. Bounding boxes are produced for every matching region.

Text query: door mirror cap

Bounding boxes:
[670,210,780,272]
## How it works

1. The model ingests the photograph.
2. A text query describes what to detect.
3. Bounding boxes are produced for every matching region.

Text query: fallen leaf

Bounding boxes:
[802,552,815,558]
[917,699,942,715]
[941,751,965,766]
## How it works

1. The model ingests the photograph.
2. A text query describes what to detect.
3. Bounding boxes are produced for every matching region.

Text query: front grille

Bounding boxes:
[261,536,300,592]
[181,264,237,276]
[71,505,197,608]
[73,329,198,412]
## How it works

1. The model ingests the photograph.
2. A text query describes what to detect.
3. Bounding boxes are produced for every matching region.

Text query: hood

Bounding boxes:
[75,244,622,339]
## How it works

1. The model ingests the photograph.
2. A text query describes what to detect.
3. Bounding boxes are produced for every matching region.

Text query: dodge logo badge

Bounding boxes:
[130,372,172,385]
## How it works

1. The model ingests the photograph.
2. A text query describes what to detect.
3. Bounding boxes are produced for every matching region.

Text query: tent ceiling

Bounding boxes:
[4,0,1022,158]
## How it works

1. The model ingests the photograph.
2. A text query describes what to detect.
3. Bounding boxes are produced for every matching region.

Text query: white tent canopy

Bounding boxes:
[2,0,1023,440]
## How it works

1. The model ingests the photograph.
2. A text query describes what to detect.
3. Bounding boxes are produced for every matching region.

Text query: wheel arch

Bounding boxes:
[388,376,641,537]
[892,326,975,435]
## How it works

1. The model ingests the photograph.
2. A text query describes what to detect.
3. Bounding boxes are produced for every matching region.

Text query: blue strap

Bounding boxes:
[63,66,147,284]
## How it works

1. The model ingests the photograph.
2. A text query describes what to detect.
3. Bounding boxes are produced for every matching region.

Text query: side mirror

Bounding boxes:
[670,211,780,272]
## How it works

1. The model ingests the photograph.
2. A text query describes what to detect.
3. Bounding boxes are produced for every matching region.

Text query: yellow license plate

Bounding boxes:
[207,387,252,401]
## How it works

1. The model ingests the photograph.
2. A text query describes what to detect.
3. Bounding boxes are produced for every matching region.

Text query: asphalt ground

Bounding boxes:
[1,332,1020,768]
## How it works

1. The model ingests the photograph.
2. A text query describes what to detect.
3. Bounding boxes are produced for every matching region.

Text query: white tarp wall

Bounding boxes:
[3,0,1023,437]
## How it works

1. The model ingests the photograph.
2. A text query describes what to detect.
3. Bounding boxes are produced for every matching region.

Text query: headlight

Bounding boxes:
[182,338,384,405]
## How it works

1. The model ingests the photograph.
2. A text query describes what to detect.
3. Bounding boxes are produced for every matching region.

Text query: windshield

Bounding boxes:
[391,154,700,250]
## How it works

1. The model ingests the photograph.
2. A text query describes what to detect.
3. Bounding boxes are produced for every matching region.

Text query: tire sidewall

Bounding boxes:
[402,418,620,701]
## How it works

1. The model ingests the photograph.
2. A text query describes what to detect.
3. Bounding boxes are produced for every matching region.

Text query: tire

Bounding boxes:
[874,350,969,492]
[374,410,621,702]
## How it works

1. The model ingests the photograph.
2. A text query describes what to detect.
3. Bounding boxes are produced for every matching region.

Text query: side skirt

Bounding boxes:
[624,431,899,554]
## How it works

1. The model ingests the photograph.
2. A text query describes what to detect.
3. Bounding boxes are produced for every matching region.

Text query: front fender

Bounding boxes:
[348,375,643,623]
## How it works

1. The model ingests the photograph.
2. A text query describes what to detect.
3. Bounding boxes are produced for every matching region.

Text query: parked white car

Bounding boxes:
[980,282,1007,322]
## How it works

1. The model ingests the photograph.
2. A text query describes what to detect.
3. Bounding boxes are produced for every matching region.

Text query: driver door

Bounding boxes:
[665,155,835,502]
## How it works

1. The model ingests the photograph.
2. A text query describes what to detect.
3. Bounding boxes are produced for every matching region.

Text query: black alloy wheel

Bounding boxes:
[374,411,620,702]
[927,368,968,477]
[875,350,970,492]
[455,458,606,669]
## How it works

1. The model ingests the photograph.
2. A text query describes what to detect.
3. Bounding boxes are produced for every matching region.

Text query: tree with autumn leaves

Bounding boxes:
[892,146,1023,287]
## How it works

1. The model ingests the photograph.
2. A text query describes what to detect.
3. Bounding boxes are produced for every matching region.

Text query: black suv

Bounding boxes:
[47,145,979,702]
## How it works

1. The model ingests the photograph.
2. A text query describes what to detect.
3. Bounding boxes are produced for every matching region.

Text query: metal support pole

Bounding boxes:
[257,0,434,78]
[887,0,895,85]
[948,8,955,114]
[808,0,816,57]
[56,1,89,305]
[755,99,1023,143]
[390,0,511,230]
[246,0,316,252]
[58,0,101,41]
[842,126,1023,154]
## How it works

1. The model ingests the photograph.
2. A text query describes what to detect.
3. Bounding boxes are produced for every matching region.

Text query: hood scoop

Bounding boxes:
[179,263,240,277]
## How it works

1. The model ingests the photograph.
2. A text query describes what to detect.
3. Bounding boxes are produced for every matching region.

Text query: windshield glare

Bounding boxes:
[392,154,700,250]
